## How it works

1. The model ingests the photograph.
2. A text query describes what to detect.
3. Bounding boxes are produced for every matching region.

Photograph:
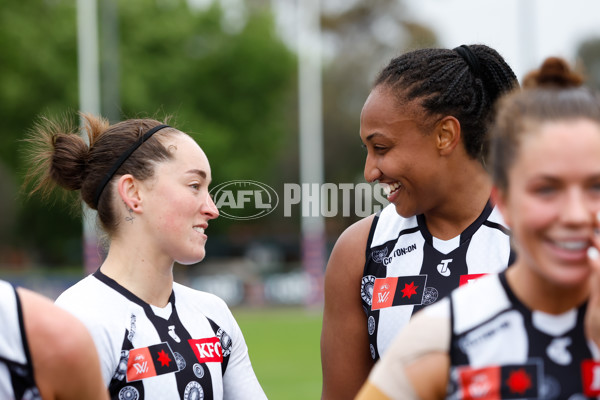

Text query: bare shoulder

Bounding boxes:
[17,287,108,400]
[321,214,376,400]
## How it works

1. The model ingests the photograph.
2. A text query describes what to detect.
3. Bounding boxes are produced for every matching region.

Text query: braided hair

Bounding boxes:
[374,44,518,161]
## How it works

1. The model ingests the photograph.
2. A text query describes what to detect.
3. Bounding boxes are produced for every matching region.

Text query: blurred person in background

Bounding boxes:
[0,279,107,399]
[356,56,600,400]
[321,44,519,399]
[24,114,266,400]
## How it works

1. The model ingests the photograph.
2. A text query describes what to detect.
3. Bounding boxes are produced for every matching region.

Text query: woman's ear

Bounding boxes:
[436,116,461,156]
[117,174,143,213]
[491,185,511,227]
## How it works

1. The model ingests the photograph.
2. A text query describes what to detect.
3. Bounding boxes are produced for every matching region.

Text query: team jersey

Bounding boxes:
[443,272,598,399]
[55,270,266,400]
[0,280,41,400]
[361,201,514,360]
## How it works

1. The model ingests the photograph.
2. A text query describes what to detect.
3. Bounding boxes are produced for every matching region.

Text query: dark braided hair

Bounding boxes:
[374,44,519,161]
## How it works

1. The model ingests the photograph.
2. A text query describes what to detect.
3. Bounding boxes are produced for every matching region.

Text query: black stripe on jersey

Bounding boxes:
[365,213,379,261]
[417,200,494,246]
[482,220,510,236]
[94,269,216,400]
[206,318,231,375]
[363,213,420,361]
[108,331,145,399]
[12,286,39,399]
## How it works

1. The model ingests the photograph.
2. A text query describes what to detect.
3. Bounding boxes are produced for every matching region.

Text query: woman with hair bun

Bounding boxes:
[355,56,600,400]
[24,114,266,400]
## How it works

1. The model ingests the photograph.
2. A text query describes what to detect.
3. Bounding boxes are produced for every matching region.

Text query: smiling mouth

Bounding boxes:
[553,240,588,251]
[193,227,205,234]
[380,182,402,197]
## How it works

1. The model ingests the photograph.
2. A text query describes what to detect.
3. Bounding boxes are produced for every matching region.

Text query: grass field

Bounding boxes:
[232,307,323,400]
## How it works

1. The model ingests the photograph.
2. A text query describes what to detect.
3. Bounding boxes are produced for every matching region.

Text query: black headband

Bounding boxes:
[454,45,482,79]
[93,124,170,209]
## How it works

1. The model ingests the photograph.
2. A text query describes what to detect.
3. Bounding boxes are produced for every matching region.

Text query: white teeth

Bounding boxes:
[555,241,587,250]
[380,182,401,196]
[193,227,205,234]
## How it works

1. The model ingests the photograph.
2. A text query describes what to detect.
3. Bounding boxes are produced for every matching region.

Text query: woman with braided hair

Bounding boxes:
[356,56,600,400]
[320,44,519,399]
[24,114,266,400]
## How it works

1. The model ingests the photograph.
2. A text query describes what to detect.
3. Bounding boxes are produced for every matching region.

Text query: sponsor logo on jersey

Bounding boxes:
[459,273,487,286]
[189,337,223,363]
[582,359,600,396]
[422,286,438,305]
[546,337,572,365]
[126,342,179,382]
[367,316,376,336]
[458,363,539,399]
[361,275,376,306]
[119,386,139,400]
[371,275,426,310]
[381,243,418,266]
[437,259,453,276]
[216,327,233,357]
[168,325,181,343]
[458,319,511,354]
[371,247,388,263]
[183,381,204,400]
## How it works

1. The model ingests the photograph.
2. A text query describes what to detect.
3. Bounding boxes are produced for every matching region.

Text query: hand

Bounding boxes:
[585,212,600,349]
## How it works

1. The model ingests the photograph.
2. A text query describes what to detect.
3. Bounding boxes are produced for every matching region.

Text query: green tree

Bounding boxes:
[1,0,296,267]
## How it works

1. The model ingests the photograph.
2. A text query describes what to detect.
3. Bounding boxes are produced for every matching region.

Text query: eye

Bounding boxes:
[533,185,557,196]
[190,183,200,190]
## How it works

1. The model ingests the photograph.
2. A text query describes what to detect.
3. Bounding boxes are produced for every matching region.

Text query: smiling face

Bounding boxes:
[360,86,445,217]
[140,133,219,265]
[497,118,600,289]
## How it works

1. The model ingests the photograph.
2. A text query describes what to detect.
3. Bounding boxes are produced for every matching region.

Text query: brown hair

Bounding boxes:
[489,57,600,190]
[24,113,181,235]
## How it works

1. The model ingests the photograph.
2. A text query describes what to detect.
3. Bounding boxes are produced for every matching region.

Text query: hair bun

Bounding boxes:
[522,57,583,89]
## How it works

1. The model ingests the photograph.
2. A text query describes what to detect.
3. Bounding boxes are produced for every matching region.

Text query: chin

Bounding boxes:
[394,203,417,219]
[176,251,206,265]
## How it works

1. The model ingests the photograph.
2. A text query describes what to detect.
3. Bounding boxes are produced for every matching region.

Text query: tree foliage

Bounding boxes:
[0,0,296,266]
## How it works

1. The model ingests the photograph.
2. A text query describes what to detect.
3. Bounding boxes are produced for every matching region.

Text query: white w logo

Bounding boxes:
[133,362,148,374]
[377,291,390,303]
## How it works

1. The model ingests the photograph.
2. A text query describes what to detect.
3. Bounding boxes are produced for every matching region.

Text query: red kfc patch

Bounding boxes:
[189,337,223,363]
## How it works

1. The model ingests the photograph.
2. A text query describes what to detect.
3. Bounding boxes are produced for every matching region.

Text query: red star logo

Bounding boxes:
[506,368,531,394]
[156,349,171,367]
[401,281,418,298]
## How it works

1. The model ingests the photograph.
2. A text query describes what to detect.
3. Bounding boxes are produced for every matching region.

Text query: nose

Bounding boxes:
[203,193,219,220]
[561,188,592,226]
[364,152,382,183]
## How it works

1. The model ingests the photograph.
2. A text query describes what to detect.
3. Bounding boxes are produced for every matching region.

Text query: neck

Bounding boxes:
[425,162,492,240]
[506,263,589,314]
[100,240,174,307]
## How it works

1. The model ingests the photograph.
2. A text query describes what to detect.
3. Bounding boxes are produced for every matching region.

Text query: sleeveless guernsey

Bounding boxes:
[361,201,514,360]
[0,280,41,400]
[445,272,597,399]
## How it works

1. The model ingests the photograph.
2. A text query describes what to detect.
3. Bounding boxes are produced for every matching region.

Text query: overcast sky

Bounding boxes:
[406,0,600,81]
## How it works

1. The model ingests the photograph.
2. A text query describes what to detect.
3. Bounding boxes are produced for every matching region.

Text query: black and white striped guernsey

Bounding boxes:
[0,280,41,400]
[361,201,514,361]
[444,272,598,399]
[55,270,266,400]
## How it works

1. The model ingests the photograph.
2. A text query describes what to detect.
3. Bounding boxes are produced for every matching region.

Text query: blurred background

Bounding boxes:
[3,0,600,398]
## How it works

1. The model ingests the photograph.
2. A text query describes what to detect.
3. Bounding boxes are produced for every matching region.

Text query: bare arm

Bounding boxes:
[355,310,451,400]
[18,288,109,400]
[321,215,375,400]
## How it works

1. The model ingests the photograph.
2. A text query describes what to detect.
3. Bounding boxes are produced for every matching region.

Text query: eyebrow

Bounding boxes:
[365,132,385,142]
[186,169,207,180]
